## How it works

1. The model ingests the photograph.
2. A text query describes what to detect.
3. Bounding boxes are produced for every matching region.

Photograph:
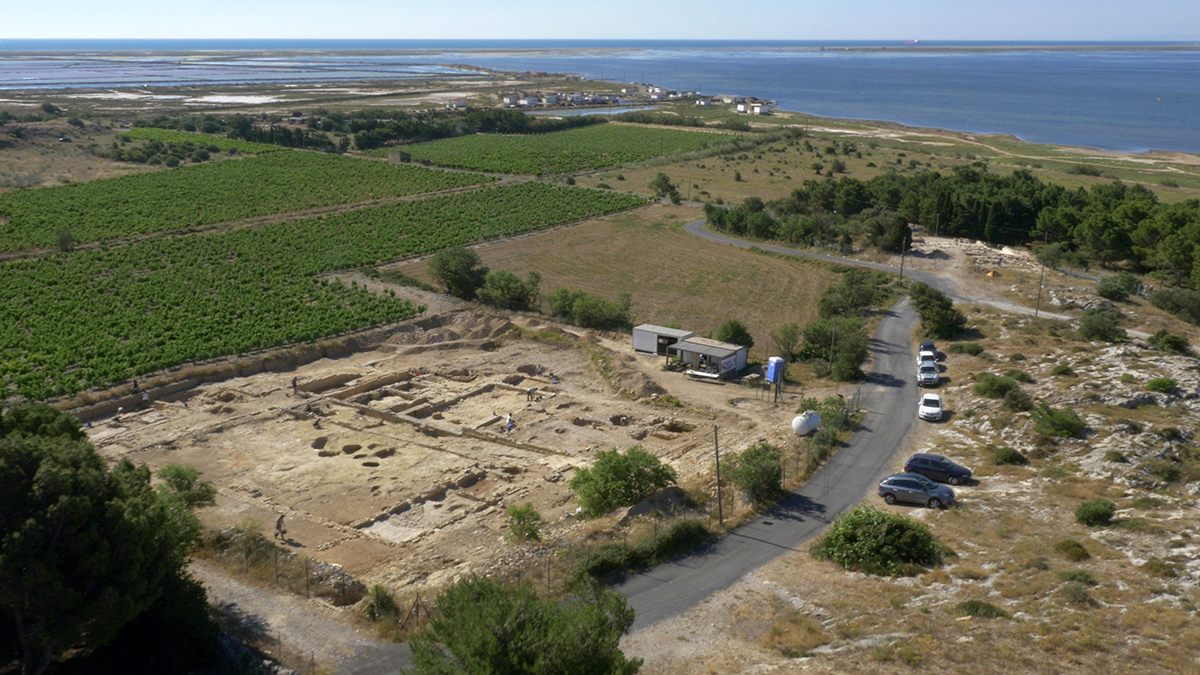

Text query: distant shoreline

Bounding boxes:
[3,41,1200,56]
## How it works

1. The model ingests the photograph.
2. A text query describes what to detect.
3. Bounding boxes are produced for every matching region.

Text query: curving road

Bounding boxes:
[619,219,1074,630]
[619,287,919,629]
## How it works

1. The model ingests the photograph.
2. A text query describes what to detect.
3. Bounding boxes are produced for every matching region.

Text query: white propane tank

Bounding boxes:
[791,411,821,436]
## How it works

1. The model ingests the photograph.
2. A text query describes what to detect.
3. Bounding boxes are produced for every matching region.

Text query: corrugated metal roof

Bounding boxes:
[633,324,694,339]
[670,337,745,358]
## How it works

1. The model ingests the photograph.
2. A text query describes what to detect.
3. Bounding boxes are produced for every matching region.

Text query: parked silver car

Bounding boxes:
[878,473,955,509]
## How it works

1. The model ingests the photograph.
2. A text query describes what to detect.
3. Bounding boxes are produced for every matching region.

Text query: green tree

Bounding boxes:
[407,576,640,675]
[476,270,542,312]
[1,404,204,675]
[429,246,489,300]
[908,282,966,340]
[505,503,545,543]
[1077,307,1125,342]
[648,172,679,201]
[730,442,782,507]
[714,319,754,349]
[799,317,869,381]
[771,322,801,362]
[156,464,217,509]
[568,446,677,517]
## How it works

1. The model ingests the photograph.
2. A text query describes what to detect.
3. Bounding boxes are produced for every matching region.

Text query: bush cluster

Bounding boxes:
[1150,288,1200,325]
[1033,403,1085,438]
[948,342,985,356]
[954,600,1008,619]
[1055,539,1091,561]
[549,289,633,331]
[1077,307,1126,342]
[1096,272,1139,301]
[812,505,942,576]
[909,282,967,340]
[574,520,713,582]
[1149,329,1191,355]
[1075,499,1116,527]
[992,447,1028,466]
[974,373,1020,399]
[1146,377,1178,393]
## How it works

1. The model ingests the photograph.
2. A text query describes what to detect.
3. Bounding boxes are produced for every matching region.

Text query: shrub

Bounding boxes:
[1145,377,1177,393]
[1004,369,1033,383]
[476,270,541,312]
[812,505,942,576]
[505,503,544,542]
[974,373,1019,399]
[1055,539,1091,561]
[365,584,399,622]
[1050,363,1073,376]
[1096,275,1129,301]
[575,519,713,581]
[1061,581,1096,606]
[1077,308,1126,342]
[992,447,1028,466]
[568,446,677,517]
[1103,450,1127,463]
[1142,557,1180,578]
[1150,288,1200,325]
[1033,404,1085,438]
[1149,329,1191,355]
[730,442,782,507]
[948,343,985,356]
[1057,570,1096,585]
[954,600,1007,619]
[1010,352,1026,361]
[1003,388,1034,412]
[1075,499,1116,527]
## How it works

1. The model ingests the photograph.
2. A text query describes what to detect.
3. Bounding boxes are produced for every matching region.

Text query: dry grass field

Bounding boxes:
[397,203,838,363]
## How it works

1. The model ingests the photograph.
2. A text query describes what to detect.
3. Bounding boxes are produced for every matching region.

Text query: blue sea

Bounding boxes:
[2,40,1198,154]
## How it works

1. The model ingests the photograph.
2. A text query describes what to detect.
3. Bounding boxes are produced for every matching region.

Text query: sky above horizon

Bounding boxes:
[2,0,1198,42]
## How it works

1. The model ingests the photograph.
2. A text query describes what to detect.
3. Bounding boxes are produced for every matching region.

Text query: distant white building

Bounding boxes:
[446,98,468,110]
[695,97,713,106]
[540,93,560,105]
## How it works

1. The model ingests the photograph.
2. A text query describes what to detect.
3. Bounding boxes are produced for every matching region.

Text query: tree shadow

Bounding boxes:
[211,600,271,648]
[864,371,907,389]
[766,492,828,523]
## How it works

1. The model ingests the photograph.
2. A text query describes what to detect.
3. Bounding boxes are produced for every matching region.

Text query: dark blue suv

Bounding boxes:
[903,453,972,485]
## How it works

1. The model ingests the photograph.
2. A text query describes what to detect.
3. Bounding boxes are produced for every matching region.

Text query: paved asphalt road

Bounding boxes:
[619,285,919,630]
[339,217,1064,667]
[618,219,1077,631]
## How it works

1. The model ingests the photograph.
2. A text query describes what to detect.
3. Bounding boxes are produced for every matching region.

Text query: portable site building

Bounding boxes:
[669,337,748,380]
[632,325,695,356]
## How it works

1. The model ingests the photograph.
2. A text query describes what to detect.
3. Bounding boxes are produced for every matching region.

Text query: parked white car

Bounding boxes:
[918,393,943,421]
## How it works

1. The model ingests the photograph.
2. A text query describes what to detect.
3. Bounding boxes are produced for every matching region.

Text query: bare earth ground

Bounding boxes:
[86,296,823,671]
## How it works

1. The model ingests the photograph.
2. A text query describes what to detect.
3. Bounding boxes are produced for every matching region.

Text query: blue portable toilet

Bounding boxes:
[767,356,785,383]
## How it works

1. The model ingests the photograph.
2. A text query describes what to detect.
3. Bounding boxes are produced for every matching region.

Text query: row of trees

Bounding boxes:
[352,108,604,150]
[428,246,634,330]
[706,167,1200,289]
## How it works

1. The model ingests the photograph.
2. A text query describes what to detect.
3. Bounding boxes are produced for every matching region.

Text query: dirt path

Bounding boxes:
[192,560,410,675]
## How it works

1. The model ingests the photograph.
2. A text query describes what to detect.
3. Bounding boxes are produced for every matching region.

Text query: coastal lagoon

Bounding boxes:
[2,40,1197,153]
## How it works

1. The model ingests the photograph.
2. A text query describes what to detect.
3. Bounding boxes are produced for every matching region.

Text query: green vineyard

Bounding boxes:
[0,183,647,399]
[400,123,741,174]
[0,152,495,252]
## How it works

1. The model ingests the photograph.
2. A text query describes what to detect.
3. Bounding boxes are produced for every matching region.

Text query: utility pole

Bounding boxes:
[714,426,723,526]
[899,235,907,281]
